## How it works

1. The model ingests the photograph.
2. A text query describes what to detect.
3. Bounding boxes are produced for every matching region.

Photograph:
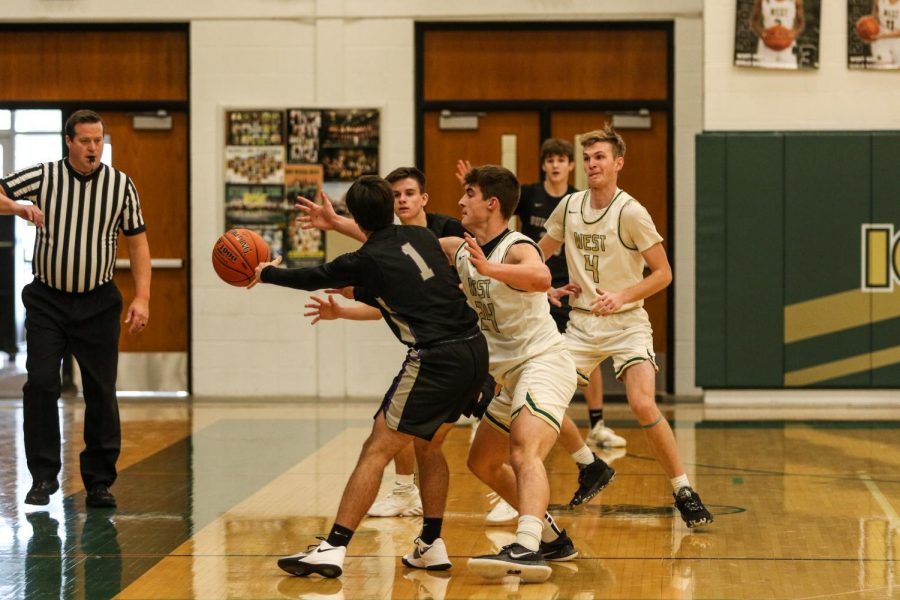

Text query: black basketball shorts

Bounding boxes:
[379,331,489,441]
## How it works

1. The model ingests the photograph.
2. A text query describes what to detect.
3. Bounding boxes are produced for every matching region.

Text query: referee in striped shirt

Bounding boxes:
[0,109,151,509]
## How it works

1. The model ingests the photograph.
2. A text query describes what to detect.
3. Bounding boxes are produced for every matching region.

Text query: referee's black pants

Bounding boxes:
[21,279,122,489]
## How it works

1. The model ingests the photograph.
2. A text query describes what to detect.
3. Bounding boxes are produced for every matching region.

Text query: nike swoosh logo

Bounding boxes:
[316,547,338,553]
[509,551,531,559]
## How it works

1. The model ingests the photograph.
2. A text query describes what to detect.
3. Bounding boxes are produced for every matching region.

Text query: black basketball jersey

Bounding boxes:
[261,224,477,347]
[516,182,577,289]
[425,212,466,238]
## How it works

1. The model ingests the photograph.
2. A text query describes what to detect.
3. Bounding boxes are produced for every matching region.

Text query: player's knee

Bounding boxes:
[628,395,657,423]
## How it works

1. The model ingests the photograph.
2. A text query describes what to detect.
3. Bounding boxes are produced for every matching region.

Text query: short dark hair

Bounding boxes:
[345,175,395,232]
[65,109,104,139]
[540,138,575,162]
[580,124,626,158]
[463,165,520,219]
[384,166,426,193]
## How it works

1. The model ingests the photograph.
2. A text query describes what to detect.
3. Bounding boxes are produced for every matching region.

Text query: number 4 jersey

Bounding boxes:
[544,189,663,315]
[454,230,566,384]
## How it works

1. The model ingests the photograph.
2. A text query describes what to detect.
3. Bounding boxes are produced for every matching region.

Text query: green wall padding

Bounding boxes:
[695,134,727,386]
[724,134,784,386]
[872,134,900,386]
[696,131,900,389]
[784,134,872,387]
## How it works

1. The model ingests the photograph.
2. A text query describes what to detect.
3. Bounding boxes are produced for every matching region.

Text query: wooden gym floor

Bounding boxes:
[0,397,898,599]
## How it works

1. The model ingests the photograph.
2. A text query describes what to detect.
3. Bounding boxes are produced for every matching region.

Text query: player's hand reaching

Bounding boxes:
[590,288,625,316]
[454,159,473,187]
[247,255,283,289]
[304,294,341,324]
[548,283,581,307]
[295,191,338,231]
[464,233,494,277]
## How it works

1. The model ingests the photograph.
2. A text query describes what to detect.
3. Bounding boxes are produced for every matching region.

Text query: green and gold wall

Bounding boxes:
[696,132,900,388]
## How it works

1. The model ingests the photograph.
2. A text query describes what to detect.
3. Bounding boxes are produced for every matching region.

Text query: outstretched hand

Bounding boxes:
[548,283,581,307]
[455,159,473,187]
[295,191,338,231]
[464,233,493,277]
[247,255,283,289]
[304,294,341,324]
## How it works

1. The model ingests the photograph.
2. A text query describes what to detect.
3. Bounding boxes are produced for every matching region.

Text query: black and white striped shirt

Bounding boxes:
[1,159,146,293]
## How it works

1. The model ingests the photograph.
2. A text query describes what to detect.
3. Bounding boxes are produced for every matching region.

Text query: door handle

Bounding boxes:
[115,258,183,269]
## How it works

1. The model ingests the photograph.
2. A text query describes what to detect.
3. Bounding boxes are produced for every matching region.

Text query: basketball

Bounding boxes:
[212,228,271,287]
[762,25,794,51]
[856,16,880,43]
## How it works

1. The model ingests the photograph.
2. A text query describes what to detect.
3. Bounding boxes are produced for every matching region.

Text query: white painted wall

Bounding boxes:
[5,0,705,397]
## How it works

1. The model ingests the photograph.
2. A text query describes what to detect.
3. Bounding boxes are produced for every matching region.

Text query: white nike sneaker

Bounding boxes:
[586,423,627,448]
[485,492,518,525]
[401,537,452,570]
[367,486,423,517]
[277,539,346,578]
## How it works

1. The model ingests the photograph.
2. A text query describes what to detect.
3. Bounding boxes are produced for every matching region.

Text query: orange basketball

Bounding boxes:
[212,228,271,287]
[762,25,795,51]
[856,15,880,43]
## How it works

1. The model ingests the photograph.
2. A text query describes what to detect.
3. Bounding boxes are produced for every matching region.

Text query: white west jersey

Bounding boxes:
[761,0,798,29]
[878,0,899,33]
[545,189,663,314]
[454,230,566,384]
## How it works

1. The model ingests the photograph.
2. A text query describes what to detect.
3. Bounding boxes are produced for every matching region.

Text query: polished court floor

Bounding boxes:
[1,395,899,599]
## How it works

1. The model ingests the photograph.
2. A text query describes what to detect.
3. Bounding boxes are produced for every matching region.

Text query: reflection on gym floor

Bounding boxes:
[1,398,898,599]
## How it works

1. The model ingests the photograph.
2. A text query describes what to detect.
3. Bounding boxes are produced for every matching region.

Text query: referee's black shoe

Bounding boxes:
[25,479,59,505]
[86,484,117,508]
[569,454,615,506]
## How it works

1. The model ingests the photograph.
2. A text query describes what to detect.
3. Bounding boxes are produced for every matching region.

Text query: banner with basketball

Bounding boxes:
[849,0,900,70]
[734,0,821,69]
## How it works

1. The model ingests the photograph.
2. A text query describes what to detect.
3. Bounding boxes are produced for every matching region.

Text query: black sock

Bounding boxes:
[421,517,443,545]
[589,409,604,429]
[326,523,354,548]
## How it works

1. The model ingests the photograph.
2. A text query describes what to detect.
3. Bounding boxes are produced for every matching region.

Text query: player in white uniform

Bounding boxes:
[438,165,610,583]
[539,126,713,528]
[750,0,805,69]
[871,0,900,67]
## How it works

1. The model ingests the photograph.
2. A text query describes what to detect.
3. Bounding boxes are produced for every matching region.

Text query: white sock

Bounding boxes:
[395,474,416,491]
[541,512,563,543]
[515,515,543,551]
[671,474,690,492]
[571,445,595,467]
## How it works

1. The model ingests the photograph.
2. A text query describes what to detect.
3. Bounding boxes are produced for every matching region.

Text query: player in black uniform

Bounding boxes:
[253,175,489,578]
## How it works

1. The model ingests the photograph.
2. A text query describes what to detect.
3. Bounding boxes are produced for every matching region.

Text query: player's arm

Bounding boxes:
[466,234,551,292]
[750,0,764,37]
[439,235,465,264]
[295,191,366,243]
[590,242,672,316]
[793,0,805,36]
[304,294,381,324]
[0,185,44,227]
[251,251,364,291]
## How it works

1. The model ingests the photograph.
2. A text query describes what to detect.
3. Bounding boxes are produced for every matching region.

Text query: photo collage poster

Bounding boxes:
[848,0,900,69]
[734,0,821,70]
[225,108,380,267]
